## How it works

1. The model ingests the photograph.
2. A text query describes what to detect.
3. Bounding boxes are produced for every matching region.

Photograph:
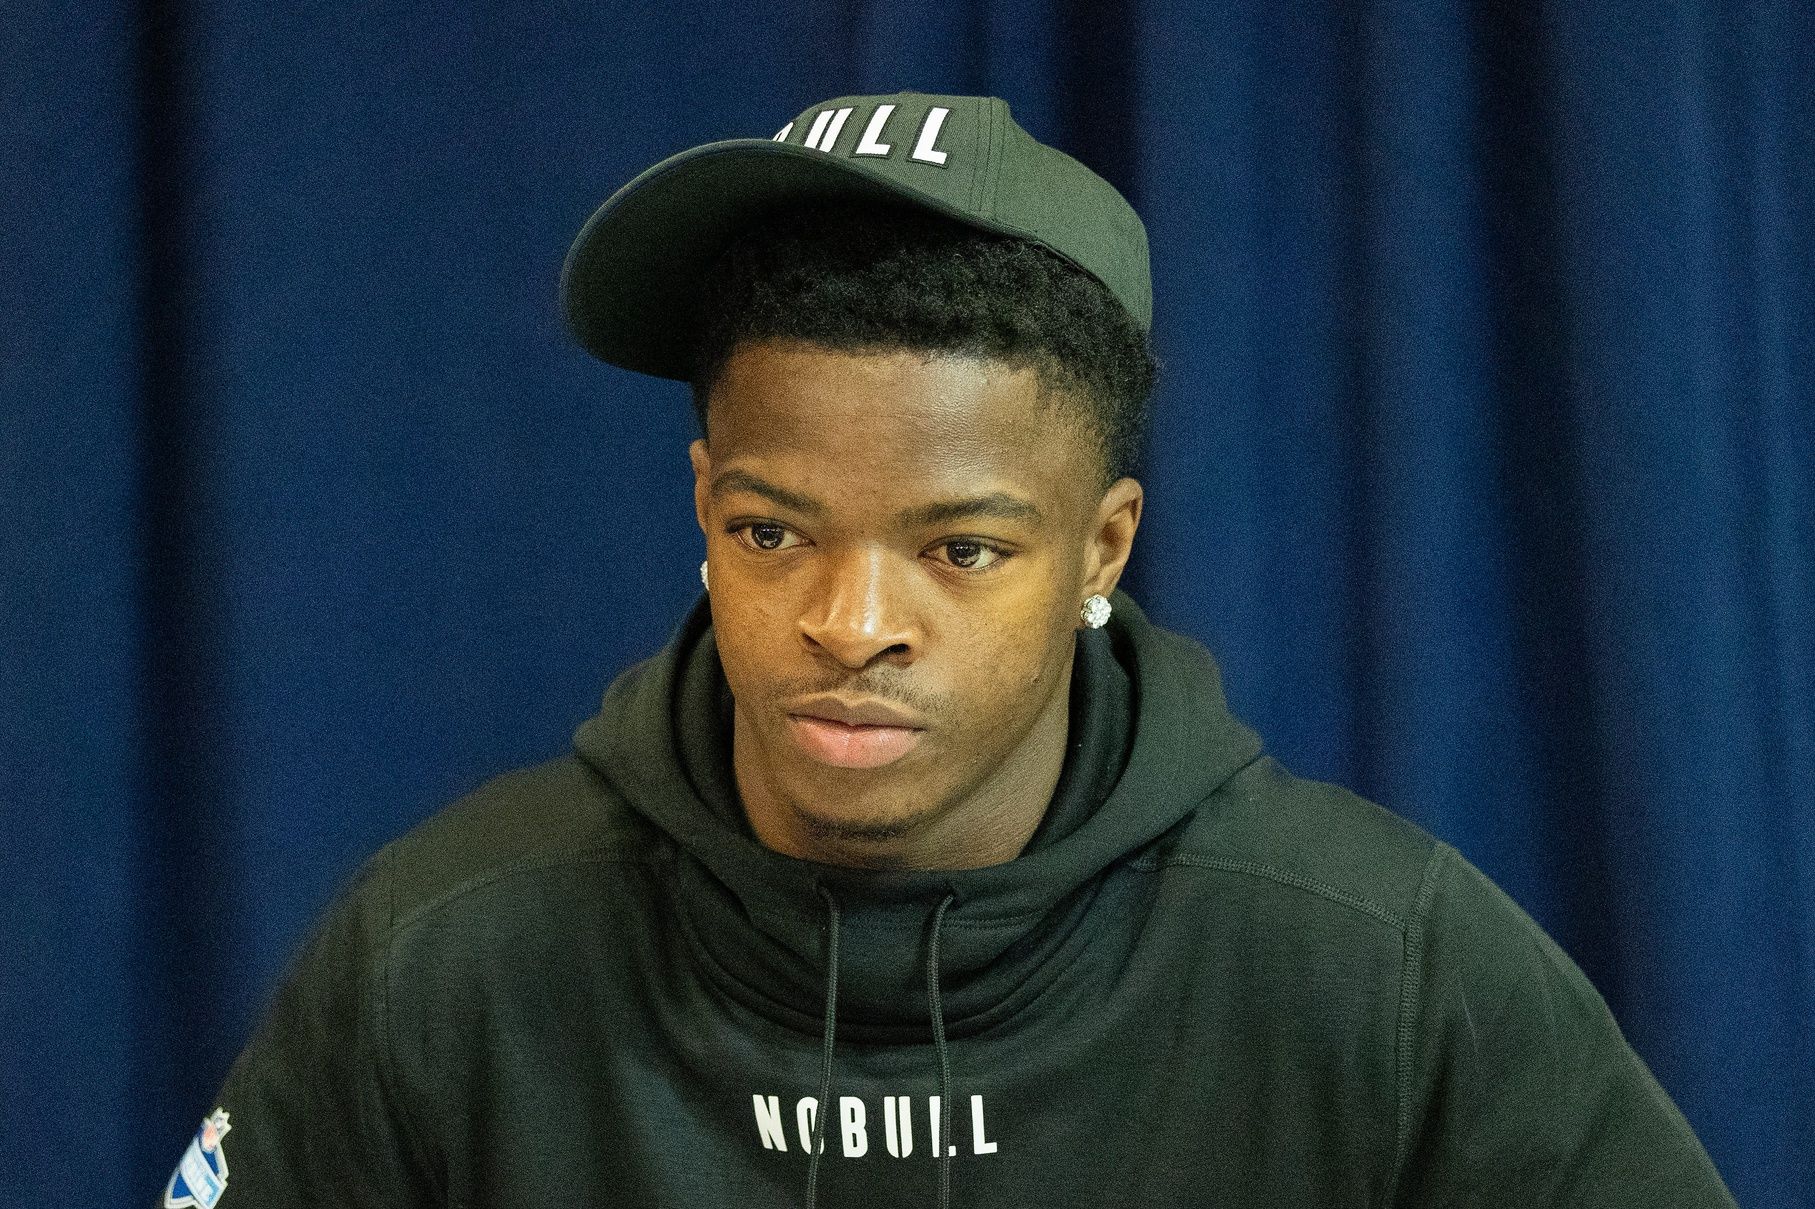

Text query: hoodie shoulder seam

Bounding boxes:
[376,845,446,1197]
[1132,852,1408,932]
[388,845,661,939]
[1386,841,1449,1203]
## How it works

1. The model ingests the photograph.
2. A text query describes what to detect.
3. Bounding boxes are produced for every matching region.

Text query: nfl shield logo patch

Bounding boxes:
[164,1108,232,1208]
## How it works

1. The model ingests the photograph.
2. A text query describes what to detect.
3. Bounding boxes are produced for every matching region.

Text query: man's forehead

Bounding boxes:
[700,344,1101,516]
[708,465,1049,528]
[707,345,1053,444]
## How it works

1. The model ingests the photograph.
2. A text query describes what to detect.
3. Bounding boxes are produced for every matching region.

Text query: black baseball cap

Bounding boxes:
[560,91,1151,380]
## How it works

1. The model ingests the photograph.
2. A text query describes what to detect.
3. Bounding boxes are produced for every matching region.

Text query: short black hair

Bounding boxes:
[687,202,1156,489]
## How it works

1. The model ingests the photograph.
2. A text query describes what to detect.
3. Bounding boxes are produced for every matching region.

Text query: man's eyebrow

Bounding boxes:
[710,470,1043,528]
[898,493,1045,528]
[710,469,825,516]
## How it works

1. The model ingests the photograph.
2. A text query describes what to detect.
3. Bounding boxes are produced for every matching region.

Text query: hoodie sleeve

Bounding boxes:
[153,853,439,1209]
[1389,844,1735,1208]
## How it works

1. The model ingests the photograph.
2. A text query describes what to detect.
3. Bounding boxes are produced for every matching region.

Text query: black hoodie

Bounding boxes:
[163,592,1734,1208]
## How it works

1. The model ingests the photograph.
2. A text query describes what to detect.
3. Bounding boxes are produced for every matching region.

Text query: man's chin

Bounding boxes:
[798,808,921,845]
[781,784,949,847]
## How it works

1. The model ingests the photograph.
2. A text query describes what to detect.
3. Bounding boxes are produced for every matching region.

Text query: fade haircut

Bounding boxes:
[687,202,1156,490]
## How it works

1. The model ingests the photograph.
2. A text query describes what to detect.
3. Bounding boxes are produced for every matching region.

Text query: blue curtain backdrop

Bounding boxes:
[3,1,1810,1204]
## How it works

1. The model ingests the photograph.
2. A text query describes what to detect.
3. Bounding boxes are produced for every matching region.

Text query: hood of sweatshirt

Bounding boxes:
[571,588,1262,1044]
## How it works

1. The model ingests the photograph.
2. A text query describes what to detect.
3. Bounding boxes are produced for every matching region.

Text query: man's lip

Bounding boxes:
[785,715,924,769]
[786,694,927,729]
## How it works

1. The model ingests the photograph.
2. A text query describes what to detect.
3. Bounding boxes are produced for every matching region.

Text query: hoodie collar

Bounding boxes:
[573,589,1262,1038]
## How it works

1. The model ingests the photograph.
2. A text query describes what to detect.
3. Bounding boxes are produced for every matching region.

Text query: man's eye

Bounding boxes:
[939,540,1005,571]
[735,522,801,552]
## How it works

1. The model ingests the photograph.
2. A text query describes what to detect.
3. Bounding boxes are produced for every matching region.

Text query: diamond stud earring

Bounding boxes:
[1080,594,1111,628]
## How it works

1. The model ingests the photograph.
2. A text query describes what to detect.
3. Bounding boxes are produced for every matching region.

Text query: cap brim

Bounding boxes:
[560,139,1022,380]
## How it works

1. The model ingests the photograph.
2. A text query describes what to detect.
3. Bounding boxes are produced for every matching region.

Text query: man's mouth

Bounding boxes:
[785,713,924,770]
[783,694,928,769]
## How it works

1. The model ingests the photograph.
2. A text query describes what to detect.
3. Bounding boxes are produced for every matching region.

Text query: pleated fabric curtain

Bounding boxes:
[2,1,1808,1204]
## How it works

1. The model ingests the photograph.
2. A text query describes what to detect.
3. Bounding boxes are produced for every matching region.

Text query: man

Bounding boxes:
[161,92,1734,1208]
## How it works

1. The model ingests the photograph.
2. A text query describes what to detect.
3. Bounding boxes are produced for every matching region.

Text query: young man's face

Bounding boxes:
[691,341,1141,866]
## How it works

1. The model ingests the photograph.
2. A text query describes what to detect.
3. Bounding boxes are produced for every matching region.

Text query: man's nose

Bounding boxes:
[797,547,918,670]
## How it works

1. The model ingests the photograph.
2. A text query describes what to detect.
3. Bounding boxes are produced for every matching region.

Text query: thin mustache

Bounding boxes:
[765,675,948,718]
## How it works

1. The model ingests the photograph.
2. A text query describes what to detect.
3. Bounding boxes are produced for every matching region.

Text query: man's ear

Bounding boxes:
[1082,477,1144,599]
[689,439,713,538]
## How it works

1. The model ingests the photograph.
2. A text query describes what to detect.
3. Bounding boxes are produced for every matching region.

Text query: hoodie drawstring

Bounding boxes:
[927,891,956,1209]
[806,887,958,1209]
[806,886,842,1209]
